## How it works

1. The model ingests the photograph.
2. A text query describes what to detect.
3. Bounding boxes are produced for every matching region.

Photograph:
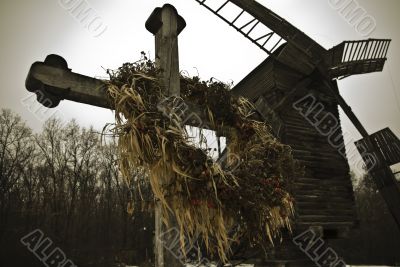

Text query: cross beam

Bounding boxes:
[25,5,191,267]
[25,54,218,131]
[26,55,110,109]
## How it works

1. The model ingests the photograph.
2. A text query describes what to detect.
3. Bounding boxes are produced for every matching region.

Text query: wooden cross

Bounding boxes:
[146,5,186,267]
[25,4,194,267]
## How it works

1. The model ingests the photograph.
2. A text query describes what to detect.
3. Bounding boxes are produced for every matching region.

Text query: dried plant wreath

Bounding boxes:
[106,54,298,262]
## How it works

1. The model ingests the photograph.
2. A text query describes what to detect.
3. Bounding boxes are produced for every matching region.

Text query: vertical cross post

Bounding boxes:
[146,4,186,267]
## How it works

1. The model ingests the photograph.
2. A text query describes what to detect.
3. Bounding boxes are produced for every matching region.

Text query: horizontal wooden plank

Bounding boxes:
[296,201,354,210]
[26,62,110,108]
[295,177,352,185]
[25,60,227,131]
[297,215,355,222]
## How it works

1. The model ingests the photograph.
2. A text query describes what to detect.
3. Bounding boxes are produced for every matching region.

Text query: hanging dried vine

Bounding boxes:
[106,55,299,262]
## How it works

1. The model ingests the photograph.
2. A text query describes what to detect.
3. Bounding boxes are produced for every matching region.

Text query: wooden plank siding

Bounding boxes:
[281,100,356,229]
[231,43,356,237]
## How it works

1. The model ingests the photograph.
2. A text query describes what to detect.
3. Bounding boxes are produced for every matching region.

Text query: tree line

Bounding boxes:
[0,108,399,266]
[0,109,153,267]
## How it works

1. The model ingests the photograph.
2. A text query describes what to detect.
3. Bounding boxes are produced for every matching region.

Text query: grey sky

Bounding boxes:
[1,0,399,173]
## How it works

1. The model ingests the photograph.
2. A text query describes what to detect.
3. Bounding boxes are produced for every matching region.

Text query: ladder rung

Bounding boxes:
[359,42,369,60]
[195,0,287,55]
[254,32,273,42]
[350,42,362,61]
[347,43,355,62]
[371,41,381,59]
[239,18,256,31]
[262,32,274,47]
[381,41,389,58]
[231,10,244,25]
[366,41,374,59]
[216,0,229,13]
[270,37,283,51]
[377,41,386,58]
[247,21,259,35]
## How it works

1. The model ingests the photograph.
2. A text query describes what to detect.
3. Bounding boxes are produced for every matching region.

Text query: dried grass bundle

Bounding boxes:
[106,56,298,262]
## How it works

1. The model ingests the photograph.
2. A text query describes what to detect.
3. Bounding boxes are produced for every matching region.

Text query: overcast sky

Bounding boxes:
[1,0,399,174]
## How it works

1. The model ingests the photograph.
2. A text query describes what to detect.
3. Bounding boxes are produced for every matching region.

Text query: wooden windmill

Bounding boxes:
[25,1,400,266]
[194,0,400,264]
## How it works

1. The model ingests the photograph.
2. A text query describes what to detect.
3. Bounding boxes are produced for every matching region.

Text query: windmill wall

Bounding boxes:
[231,44,356,265]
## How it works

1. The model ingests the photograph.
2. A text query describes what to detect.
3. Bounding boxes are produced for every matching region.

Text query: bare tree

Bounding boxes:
[0,109,35,238]
[0,111,154,266]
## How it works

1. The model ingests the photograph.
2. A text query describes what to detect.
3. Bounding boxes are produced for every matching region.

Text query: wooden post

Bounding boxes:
[146,4,186,267]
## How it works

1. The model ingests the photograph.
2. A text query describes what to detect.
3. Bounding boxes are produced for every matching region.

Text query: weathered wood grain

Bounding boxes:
[149,5,185,267]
